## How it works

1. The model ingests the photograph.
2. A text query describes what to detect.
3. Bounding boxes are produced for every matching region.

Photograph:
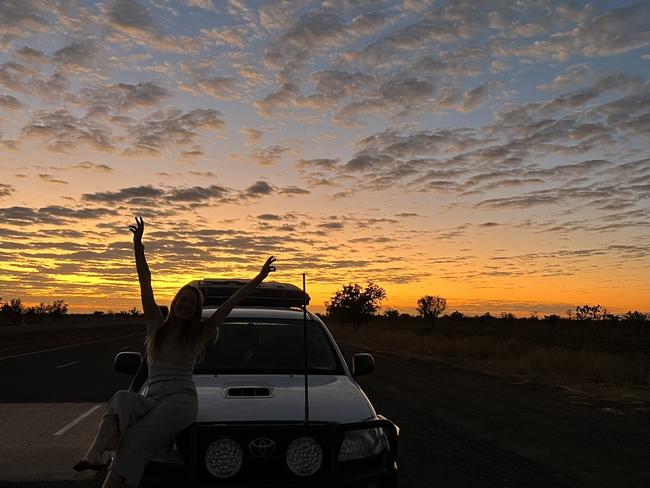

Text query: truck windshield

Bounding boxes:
[194,319,344,374]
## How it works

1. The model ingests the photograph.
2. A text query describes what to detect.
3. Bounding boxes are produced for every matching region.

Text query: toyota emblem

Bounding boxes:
[249,438,276,458]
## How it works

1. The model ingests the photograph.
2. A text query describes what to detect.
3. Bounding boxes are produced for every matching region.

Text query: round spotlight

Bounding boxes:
[205,438,243,478]
[286,437,323,477]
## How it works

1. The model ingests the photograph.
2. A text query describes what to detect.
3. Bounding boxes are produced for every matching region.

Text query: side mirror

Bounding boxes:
[114,351,142,375]
[352,353,374,376]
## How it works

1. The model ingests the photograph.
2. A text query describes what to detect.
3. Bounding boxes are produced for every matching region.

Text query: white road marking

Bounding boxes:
[53,405,102,436]
[0,333,142,362]
[56,360,80,369]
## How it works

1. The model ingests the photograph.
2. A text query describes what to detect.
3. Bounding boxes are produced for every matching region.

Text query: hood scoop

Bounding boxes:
[224,386,273,398]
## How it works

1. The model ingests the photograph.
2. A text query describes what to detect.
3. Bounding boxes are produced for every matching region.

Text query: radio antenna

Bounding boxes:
[302,273,309,425]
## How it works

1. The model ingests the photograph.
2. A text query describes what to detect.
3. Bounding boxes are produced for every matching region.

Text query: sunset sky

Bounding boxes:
[1,0,649,316]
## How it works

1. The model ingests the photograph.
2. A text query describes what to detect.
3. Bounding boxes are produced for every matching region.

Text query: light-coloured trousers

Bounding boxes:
[104,379,198,487]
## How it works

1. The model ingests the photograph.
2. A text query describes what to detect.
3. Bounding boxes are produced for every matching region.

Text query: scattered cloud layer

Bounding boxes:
[0,0,648,313]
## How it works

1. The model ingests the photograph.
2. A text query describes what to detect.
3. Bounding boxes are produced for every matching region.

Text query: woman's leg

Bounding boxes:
[110,391,197,487]
[82,414,119,464]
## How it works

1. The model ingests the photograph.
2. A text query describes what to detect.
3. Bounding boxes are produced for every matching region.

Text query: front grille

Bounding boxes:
[185,422,341,485]
[152,419,398,487]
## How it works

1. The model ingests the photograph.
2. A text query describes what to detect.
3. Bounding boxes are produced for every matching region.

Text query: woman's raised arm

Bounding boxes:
[201,256,276,343]
[129,217,162,329]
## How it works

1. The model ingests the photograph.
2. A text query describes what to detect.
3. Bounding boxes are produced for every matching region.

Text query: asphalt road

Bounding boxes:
[0,323,648,488]
[0,326,144,403]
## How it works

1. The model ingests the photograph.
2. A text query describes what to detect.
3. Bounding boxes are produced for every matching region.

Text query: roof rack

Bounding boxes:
[189,279,310,308]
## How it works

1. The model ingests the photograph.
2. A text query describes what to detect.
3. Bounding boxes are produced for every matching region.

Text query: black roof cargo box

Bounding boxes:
[189,279,310,308]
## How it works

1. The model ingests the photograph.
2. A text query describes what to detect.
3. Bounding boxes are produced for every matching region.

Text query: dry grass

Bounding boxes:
[329,323,650,387]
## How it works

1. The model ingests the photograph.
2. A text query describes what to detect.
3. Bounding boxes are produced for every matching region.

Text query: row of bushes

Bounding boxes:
[324,283,647,332]
[320,308,649,328]
[0,297,69,325]
[0,297,143,326]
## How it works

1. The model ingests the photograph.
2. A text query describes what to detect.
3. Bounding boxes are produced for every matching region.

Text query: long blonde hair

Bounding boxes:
[145,284,205,363]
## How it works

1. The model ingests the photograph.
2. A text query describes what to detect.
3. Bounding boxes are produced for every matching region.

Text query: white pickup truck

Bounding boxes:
[115,280,399,487]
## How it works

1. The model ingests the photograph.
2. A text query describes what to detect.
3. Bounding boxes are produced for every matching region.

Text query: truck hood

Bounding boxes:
[193,374,375,423]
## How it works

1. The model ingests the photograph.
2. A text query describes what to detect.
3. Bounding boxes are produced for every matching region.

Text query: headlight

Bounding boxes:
[205,438,243,478]
[338,427,389,461]
[286,437,323,476]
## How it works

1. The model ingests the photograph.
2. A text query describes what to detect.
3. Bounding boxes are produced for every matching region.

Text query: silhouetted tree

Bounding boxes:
[622,311,648,325]
[326,282,386,333]
[479,312,493,322]
[383,308,399,320]
[543,314,561,324]
[575,304,607,321]
[602,313,619,324]
[46,300,68,322]
[416,295,447,330]
[449,310,464,320]
[24,302,48,324]
[500,312,516,321]
[0,298,24,325]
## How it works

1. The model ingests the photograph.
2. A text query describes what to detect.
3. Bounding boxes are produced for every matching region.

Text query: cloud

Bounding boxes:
[0,61,66,98]
[106,0,200,53]
[0,93,24,110]
[357,128,481,159]
[76,81,170,111]
[126,108,225,154]
[263,9,351,69]
[379,77,433,110]
[188,171,217,178]
[245,180,275,195]
[38,174,68,184]
[14,46,49,64]
[79,181,279,210]
[187,0,215,11]
[53,40,99,73]
[278,186,310,195]
[0,0,52,45]
[107,0,155,36]
[166,185,231,202]
[345,152,394,172]
[257,213,281,221]
[0,205,113,225]
[298,158,340,170]
[254,82,300,116]
[0,183,14,197]
[411,51,483,77]
[537,63,591,91]
[21,109,115,152]
[296,69,378,110]
[69,161,114,173]
[318,221,345,230]
[82,185,164,204]
[457,81,501,113]
[263,6,395,89]
[495,3,650,62]
[200,26,249,49]
[241,127,262,144]
[193,76,240,100]
[251,145,291,166]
